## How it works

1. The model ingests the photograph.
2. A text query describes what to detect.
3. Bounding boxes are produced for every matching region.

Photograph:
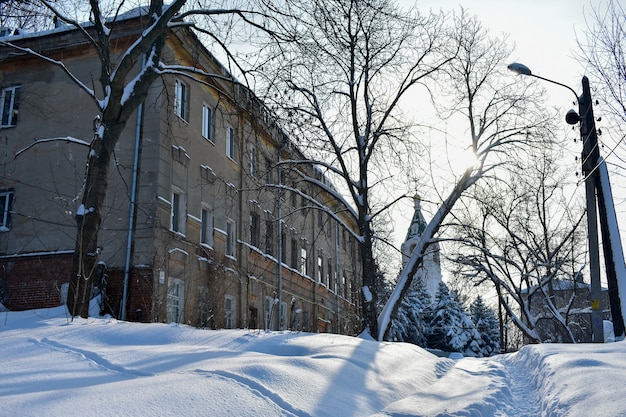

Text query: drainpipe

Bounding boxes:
[335,221,340,334]
[276,147,283,331]
[121,100,144,321]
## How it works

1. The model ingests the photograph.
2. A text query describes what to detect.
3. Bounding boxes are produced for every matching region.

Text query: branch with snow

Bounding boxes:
[15,137,90,158]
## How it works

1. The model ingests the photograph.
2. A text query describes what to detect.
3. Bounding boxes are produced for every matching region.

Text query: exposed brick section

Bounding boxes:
[0,253,153,322]
[105,268,153,322]
[0,253,73,311]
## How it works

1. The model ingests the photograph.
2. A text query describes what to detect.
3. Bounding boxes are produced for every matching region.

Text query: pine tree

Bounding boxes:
[470,295,501,357]
[428,282,475,353]
[388,276,432,346]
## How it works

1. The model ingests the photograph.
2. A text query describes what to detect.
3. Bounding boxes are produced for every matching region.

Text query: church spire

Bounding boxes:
[405,195,427,241]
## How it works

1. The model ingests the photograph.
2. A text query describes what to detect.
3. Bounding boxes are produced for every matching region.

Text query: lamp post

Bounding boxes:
[507,62,610,343]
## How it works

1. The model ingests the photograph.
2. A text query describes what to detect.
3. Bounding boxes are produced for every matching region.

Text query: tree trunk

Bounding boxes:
[66,122,118,318]
[358,217,379,337]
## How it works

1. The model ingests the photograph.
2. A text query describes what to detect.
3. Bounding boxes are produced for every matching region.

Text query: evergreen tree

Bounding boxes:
[470,295,501,357]
[428,282,475,353]
[388,276,432,346]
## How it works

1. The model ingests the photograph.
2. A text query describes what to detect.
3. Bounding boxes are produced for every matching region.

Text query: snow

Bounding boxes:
[2,303,626,417]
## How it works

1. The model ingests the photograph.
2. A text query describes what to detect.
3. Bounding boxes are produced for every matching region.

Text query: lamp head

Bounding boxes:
[565,109,580,125]
[507,63,532,76]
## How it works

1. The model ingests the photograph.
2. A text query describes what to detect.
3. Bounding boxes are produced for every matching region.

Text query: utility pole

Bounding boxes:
[578,76,605,343]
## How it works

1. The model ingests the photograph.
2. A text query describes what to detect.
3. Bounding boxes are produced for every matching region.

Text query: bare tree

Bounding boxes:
[577,0,626,135]
[377,11,552,341]
[445,143,588,343]
[0,0,281,318]
[0,0,56,33]
[248,0,454,336]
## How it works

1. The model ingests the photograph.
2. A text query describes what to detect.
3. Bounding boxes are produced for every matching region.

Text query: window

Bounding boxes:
[326,214,332,237]
[224,295,236,329]
[317,252,323,283]
[250,212,260,248]
[327,258,333,290]
[264,157,273,184]
[0,189,13,231]
[342,272,347,299]
[264,296,274,330]
[226,219,236,257]
[202,103,214,142]
[200,207,213,247]
[249,145,258,177]
[281,231,287,263]
[226,125,236,160]
[290,238,298,269]
[265,219,274,255]
[1,85,20,128]
[174,80,189,121]
[171,190,186,234]
[167,278,185,323]
[300,246,308,276]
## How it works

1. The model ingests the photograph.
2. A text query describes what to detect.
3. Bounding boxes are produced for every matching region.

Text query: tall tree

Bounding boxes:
[388,276,432,346]
[250,0,454,336]
[428,281,474,353]
[469,295,500,357]
[377,10,551,341]
[576,0,626,156]
[446,143,588,343]
[0,0,281,318]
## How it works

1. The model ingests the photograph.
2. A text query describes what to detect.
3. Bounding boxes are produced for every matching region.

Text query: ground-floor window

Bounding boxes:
[166,277,184,323]
[224,294,236,329]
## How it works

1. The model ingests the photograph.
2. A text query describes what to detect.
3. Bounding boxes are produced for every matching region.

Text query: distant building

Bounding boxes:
[0,11,362,334]
[400,196,442,296]
[521,280,611,343]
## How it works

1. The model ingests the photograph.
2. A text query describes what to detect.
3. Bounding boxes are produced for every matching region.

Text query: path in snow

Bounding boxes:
[495,352,543,417]
[371,351,546,417]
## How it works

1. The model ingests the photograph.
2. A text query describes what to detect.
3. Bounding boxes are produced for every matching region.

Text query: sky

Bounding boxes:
[392,0,625,284]
[2,302,626,417]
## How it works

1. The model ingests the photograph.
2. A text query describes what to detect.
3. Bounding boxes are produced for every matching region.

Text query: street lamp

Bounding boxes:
[508,62,623,343]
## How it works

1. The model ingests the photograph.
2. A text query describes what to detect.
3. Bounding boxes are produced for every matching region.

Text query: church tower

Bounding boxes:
[401,195,443,296]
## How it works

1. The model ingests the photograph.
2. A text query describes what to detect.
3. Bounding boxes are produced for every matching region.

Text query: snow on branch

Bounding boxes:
[15,137,90,158]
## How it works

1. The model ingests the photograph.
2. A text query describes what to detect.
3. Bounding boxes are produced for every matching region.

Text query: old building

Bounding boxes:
[0,12,362,334]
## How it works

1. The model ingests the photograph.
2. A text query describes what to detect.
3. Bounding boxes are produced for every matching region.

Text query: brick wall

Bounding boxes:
[0,253,153,322]
[0,252,73,310]
[105,268,153,322]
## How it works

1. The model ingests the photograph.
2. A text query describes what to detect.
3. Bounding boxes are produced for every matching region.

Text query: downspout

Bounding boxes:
[121,96,144,321]
[276,146,283,331]
[335,221,340,334]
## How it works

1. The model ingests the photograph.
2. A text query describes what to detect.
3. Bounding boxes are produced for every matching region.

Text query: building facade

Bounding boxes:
[0,14,362,334]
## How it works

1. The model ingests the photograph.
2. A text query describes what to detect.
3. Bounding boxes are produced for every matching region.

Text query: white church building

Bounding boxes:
[401,196,443,296]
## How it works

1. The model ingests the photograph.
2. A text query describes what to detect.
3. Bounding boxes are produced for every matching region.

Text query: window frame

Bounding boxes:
[1,85,20,128]
[166,277,185,324]
[250,212,260,248]
[224,294,236,329]
[290,238,298,269]
[174,79,189,122]
[265,219,274,256]
[226,219,236,258]
[171,188,186,235]
[200,206,214,247]
[0,189,14,231]
[202,103,214,142]
[300,246,308,276]
[249,144,258,177]
[226,125,236,160]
